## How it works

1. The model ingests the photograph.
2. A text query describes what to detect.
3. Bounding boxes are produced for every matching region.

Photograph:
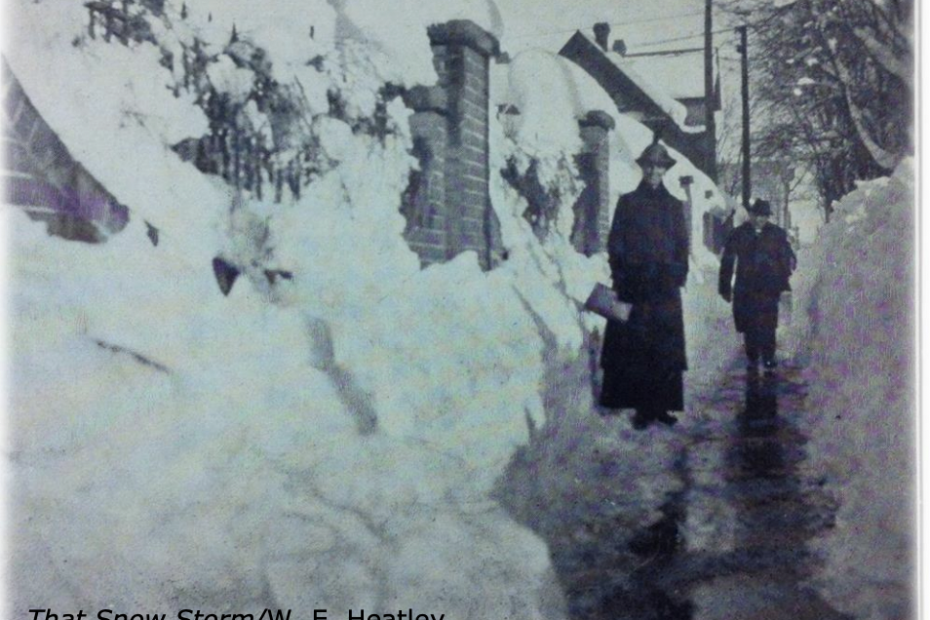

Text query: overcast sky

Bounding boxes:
[494,0,740,57]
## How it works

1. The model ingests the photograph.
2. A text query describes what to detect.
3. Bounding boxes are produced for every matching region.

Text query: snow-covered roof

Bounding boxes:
[624,52,708,101]
[574,31,690,130]
[490,50,620,168]
[494,50,619,121]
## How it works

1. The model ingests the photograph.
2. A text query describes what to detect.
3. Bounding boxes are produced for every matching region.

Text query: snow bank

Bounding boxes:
[787,161,914,620]
[5,0,729,614]
[5,0,564,615]
[8,208,561,617]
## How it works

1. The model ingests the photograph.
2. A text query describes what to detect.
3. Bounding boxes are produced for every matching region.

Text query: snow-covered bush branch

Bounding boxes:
[722,0,912,212]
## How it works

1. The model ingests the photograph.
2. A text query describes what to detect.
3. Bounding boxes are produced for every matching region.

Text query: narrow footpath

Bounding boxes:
[595,359,852,620]
[499,278,852,620]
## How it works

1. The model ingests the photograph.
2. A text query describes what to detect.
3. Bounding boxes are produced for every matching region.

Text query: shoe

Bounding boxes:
[632,410,653,430]
[655,411,679,427]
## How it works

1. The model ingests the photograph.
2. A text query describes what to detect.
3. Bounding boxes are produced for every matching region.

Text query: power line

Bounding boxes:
[624,47,704,57]
[637,26,734,48]
[506,10,705,41]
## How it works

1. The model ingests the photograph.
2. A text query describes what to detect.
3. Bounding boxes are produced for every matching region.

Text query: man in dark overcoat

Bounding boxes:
[718,199,796,373]
[599,138,689,430]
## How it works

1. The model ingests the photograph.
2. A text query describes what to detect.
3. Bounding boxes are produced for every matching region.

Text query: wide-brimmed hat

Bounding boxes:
[636,134,677,169]
[747,199,773,216]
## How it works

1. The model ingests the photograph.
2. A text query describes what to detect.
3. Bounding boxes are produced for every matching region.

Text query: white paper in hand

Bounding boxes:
[584,283,632,322]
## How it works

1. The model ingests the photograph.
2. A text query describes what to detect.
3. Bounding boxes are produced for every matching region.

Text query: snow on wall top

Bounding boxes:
[174,0,338,70]
[148,0,501,90]
[496,50,619,162]
[498,50,619,118]
[1,0,503,252]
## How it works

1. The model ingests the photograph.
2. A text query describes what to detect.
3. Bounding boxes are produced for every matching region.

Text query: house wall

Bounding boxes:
[2,58,128,243]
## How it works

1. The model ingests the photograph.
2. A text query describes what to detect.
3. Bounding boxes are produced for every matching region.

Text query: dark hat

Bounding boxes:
[635,133,677,169]
[747,199,773,216]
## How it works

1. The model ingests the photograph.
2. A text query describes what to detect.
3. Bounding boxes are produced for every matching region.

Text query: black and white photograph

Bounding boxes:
[0,0,917,619]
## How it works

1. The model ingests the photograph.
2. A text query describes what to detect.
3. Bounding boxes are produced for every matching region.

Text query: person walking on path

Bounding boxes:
[599,136,689,430]
[718,198,796,373]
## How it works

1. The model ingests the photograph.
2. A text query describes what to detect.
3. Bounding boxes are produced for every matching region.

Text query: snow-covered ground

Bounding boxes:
[786,161,915,620]
[3,0,732,616]
[5,1,915,618]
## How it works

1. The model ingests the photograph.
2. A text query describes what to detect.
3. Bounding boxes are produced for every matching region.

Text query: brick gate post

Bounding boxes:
[572,110,614,256]
[427,20,500,270]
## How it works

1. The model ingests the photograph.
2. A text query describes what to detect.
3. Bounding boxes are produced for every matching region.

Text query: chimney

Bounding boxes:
[593,22,610,51]
[612,39,627,56]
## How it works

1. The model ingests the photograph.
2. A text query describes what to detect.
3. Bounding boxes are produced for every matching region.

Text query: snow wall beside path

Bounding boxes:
[786,161,914,620]
[4,2,563,617]
[4,1,725,616]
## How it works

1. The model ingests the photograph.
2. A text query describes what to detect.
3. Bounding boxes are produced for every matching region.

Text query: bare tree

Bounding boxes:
[720,0,912,220]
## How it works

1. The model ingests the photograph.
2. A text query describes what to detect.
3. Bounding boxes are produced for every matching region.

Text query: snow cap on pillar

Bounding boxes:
[579,109,615,131]
[427,20,500,58]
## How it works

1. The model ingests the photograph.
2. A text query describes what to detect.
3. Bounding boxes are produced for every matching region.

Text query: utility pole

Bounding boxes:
[738,24,751,210]
[704,0,718,181]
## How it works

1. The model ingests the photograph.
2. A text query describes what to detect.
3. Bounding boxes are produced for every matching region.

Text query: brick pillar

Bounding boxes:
[572,110,614,256]
[427,20,500,270]
[401,86,449,267]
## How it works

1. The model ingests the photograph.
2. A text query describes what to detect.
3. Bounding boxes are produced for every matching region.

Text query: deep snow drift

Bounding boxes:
[787,161,914,620]
[4,0,727,616]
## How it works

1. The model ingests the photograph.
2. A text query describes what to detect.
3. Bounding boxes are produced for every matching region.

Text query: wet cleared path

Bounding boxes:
[553,359,851,620]
[654,361,847,620]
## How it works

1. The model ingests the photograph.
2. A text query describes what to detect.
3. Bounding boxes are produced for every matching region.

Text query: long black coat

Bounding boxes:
[718,221,795,333]
[599,181,689,412]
